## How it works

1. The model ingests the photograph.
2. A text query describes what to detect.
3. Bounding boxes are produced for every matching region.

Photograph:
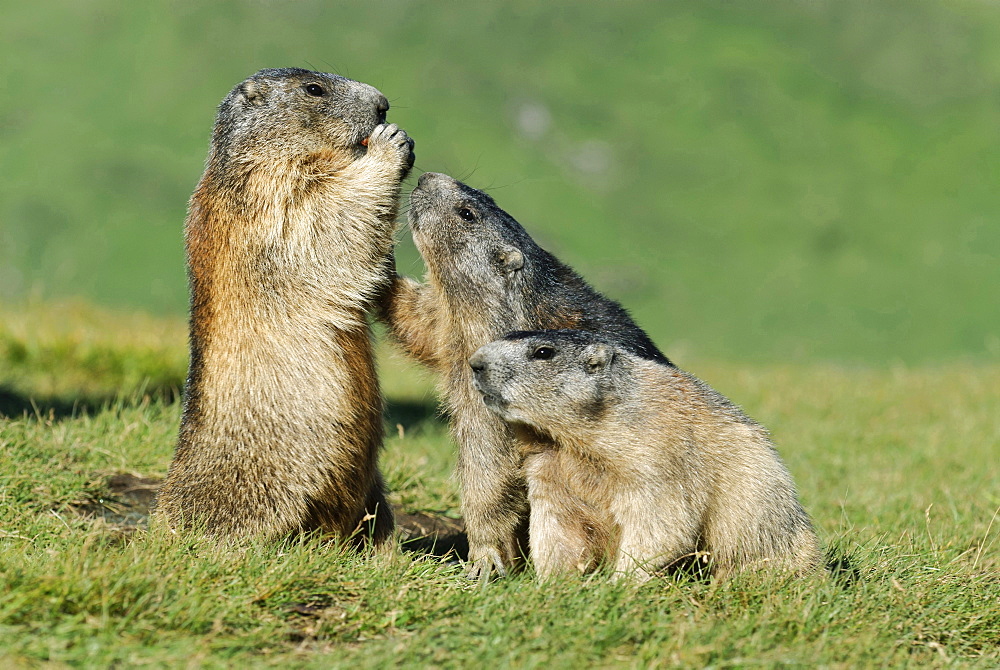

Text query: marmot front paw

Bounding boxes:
[367,123,415,178]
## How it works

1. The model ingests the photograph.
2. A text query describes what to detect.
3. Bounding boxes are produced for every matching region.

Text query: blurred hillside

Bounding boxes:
[2,0,998,364]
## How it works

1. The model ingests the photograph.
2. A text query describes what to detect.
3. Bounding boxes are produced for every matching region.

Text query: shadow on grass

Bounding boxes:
[384,397,444,431]
[0,384,183,421]
[2,387,441,427]
[396,511,468,562]
[826,550,861,587]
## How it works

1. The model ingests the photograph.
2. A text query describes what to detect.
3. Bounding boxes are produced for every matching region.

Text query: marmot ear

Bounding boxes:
[499,247,524,272]
[586,344,613,373]
[239,80,267,106]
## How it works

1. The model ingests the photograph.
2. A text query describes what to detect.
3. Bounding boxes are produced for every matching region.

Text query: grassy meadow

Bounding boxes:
[1,304,998,667]
[3,0,1000,667]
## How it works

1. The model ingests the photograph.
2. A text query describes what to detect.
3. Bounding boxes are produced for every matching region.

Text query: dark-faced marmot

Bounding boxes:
[155,68,415,545]
[379,172,670,576]
[468,329,822,580]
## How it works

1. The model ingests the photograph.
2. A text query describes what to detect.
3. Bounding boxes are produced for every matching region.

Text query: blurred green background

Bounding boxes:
[3,0,998,364]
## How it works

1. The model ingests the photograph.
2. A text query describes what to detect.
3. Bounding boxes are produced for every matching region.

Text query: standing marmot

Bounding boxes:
[469,330,822,580]
[155,68,414,545]
[379,172,670,577]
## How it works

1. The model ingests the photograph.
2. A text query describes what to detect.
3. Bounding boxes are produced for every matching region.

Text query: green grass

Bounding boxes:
[3,0,1000,363]
[1,304,998,667]
[4,3,999,664]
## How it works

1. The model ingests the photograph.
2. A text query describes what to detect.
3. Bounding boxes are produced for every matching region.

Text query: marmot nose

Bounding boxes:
[418,172,447,189]
[468,352,487,375]
[375,95,389,124]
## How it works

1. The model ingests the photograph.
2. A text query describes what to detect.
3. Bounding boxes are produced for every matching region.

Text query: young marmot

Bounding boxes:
[155,68,415,545]
[379,172,670,577]
[468,330,822,580]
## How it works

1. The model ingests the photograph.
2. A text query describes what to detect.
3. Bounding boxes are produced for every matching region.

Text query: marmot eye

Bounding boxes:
[457,207,475,222]
[531,346,555,360]
[305,84,325,97]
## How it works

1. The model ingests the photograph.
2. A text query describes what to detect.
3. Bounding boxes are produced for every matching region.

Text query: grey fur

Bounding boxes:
[379,172,668,578]
[469,330,822,580]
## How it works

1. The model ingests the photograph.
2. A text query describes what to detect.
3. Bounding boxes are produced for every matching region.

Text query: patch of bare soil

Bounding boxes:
[68,473,162,538]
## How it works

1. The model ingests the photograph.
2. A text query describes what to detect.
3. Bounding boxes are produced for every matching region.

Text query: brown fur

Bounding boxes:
[470,330,822,581]
[379,173,670,578]
[155,68,414,544]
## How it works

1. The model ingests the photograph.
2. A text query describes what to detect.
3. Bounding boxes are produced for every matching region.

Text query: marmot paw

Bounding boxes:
[368,123,415,177]
[465,546,508,582]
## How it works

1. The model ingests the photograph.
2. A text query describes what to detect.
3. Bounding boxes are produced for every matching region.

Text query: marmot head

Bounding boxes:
[211,68,390,166]
[468,330,628,432]
[407,173,539,307]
